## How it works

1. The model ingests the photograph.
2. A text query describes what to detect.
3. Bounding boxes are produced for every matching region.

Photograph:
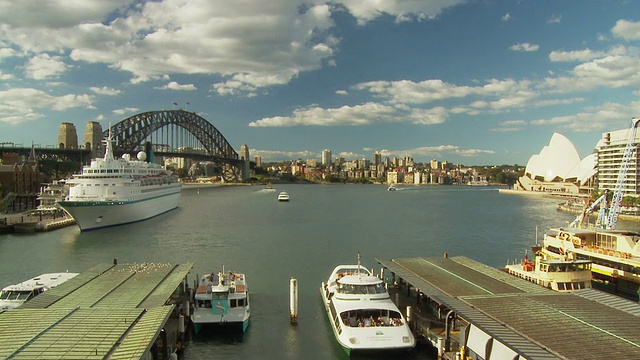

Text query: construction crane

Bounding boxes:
[569,190,608,228]
[569,117,640,230]
[603,117,640,230]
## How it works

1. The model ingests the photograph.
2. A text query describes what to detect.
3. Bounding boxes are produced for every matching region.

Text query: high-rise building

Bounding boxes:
[255,155,262,167]
[596,126,640,196]
[373,151,381,166]
[240,144,250,182]
[322,149,332,166]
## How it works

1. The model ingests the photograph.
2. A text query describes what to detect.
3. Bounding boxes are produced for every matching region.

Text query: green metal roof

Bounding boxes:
[0,262,193,359]
[376,256,640,360]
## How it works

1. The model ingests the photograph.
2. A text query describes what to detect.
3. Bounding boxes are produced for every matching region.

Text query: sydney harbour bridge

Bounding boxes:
[1,110,252,183]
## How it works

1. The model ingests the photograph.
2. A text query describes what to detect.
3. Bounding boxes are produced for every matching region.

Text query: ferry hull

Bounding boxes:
[59,189,181,231]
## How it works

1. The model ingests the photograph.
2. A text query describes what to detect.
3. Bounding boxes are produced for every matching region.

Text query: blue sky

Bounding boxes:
[2,1,640,166]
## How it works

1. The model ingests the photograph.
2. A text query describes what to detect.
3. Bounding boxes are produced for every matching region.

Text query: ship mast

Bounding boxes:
[103,124,114,162]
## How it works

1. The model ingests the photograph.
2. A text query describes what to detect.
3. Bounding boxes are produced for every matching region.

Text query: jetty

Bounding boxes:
[0,211,75,233]
[0,261,193,359]
[377,255,640,360]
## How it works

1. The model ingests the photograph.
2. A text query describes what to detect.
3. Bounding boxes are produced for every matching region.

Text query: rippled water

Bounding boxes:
[4,184,633,359]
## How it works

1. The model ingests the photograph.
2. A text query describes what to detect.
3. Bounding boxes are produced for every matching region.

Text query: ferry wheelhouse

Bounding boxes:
[505,249,592,292]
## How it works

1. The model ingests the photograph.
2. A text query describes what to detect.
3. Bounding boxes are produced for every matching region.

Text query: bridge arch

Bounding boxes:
[105,109,246,182]
[105,110,239,160]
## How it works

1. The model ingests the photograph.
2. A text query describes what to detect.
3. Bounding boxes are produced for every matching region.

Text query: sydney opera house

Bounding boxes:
[516,133,596,195]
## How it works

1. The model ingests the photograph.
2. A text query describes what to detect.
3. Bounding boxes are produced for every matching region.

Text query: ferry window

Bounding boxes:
[238,298,245,307]
[212,293,228,300]
[540,264,548,272]
[107,170,113,173]
[100,170,106,173]
[230,299,237,308]
[557,283,565,291]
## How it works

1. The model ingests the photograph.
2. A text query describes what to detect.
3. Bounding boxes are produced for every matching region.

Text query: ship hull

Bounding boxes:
[59,187,181,231]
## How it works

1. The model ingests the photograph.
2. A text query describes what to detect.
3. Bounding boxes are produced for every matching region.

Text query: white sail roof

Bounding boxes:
[524,133,595,185]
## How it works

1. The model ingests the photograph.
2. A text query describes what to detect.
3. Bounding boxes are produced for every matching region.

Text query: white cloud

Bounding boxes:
[0,46,19,58]
[335,90,348,95]
[250,148,317,161]
[1,1,339,94]
[612,19,640,40]
[549,46,626,62]
[248,101,452,127]
[155,81,197,91]
[25,53,69,80]
[502,13,511,22]
[335,0,466,25]
[381,145,494,160]
[548,15,562,24]
[529,101,640,132]
[90,86,121,96]
[0,71,14,80]
[510,43,539,52]
[354,78,534,107]
[112,107,139,115]
[0,88,94,124]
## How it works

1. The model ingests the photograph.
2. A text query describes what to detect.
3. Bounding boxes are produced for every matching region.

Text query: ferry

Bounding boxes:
[505,248,592,292]
[542,227,640,299]
[58,130,182,231]
[278,191,289,201]
[191,270,250,333]
[320,256,415,356]
[0,272,78,311]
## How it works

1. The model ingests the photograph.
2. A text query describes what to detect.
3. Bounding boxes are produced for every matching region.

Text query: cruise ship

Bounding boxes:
[58,131,182,231]
[542,227,640,299]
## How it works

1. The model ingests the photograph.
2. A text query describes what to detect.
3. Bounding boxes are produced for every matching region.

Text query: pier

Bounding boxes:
[377,255,640,360]
[0,261,193,359]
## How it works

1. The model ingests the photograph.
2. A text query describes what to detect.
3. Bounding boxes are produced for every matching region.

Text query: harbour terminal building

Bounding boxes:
[516,126,640,198]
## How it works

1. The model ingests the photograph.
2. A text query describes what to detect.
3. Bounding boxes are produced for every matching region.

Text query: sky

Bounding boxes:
[2,0,640,166]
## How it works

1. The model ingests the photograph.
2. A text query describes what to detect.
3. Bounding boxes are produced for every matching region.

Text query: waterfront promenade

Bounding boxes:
[0,210,75,233]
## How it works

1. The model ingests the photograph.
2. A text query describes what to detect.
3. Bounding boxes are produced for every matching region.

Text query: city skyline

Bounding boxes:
[2,1,640,165]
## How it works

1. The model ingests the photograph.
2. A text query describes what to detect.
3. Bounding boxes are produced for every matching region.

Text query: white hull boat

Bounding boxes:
[58,128,182,231]
[320,255,415,355]
[0,272,78,311]
[278,191,289,201]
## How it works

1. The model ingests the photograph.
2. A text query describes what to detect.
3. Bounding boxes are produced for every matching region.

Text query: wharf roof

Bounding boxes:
[0,262,193,359]
[376,256,640,360]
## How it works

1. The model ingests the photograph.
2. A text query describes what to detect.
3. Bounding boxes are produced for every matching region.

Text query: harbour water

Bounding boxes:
[2,184,637,359]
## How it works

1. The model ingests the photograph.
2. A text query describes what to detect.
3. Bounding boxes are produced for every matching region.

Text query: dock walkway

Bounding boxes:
[377,256,640,360]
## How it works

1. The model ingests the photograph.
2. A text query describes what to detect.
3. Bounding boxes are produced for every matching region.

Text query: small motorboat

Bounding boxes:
[278,191,289,202]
